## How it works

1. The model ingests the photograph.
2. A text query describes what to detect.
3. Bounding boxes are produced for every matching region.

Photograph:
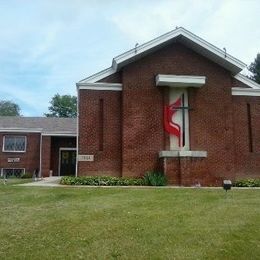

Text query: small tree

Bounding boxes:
[249,53,260,84]
[0,100,21,116]
[45,94,77,118]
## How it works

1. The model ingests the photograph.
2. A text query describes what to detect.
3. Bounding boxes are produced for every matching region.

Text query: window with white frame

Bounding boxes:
[3,136,26,152]
[1,168,25,178]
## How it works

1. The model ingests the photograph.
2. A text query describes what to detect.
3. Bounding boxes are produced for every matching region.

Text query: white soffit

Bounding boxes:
[77,82,122,91]
[156,74,206,88]
[78,27,246,84]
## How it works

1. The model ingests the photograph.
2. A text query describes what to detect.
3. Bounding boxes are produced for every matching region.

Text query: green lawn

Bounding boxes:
[0,177,32,186]
[0,185,259,259]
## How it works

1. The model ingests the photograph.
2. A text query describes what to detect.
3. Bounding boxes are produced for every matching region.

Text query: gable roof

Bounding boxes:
[234,73,260,89]
[0,117,76,136]
[79,27,247,84]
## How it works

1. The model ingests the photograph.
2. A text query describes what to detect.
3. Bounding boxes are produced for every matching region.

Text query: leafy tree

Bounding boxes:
[0,100,21,116]
[45,94,77,118]
[249,53,260,84]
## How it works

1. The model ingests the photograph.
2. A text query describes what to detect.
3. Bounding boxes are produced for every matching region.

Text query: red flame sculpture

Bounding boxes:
[164,97,182,147]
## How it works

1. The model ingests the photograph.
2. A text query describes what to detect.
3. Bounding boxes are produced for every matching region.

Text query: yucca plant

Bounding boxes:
[143,171,167,186]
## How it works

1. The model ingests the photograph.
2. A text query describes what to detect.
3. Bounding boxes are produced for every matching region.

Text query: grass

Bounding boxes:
[0,177,32,185]
[0,185,259,259]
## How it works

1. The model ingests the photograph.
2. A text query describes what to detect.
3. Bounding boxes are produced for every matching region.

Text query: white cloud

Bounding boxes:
[0,0,259,116]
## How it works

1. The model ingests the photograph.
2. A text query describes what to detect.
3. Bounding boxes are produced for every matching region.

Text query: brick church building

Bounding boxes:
[77,27,260,186]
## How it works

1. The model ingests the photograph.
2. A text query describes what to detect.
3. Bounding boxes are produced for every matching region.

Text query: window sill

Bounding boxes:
[159,150,207,158]
[2,151,26,153]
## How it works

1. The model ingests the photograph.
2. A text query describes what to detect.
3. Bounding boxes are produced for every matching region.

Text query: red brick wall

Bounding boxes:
[232,94,260,180]
[41,136,51,177]
[78,41,260,185]
[78,90,122,176]
[120,42,236,182]
[0,132,40,175]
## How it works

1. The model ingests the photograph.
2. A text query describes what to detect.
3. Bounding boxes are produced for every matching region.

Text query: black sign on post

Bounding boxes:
[223,180,232,192]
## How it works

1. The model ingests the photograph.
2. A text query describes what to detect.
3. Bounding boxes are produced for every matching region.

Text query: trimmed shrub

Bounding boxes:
[233,178,260,187]
[21,172,33,179]
[60,176,145,186]
[143,171,167,186]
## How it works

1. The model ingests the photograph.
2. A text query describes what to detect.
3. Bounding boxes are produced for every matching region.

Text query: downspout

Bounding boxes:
[39,132,43,178]
[75,85,79,177]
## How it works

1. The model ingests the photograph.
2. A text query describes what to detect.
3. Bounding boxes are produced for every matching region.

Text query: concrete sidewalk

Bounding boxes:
[18,177,62,187]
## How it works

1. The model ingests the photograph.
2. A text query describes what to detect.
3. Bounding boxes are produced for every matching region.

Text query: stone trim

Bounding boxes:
[159,150,207,158]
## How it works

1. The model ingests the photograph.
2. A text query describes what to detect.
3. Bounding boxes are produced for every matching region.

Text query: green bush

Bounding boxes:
[60,176,145,186]
[21,172,33,179]
[233,178,260,187]
[143,171,167,186]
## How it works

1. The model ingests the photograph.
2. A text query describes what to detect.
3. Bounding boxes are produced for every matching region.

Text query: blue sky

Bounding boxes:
[0,0,260,116]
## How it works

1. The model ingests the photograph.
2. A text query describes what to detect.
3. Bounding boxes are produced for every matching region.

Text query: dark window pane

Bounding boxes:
[3,136,26,151]
[2,168,24,178]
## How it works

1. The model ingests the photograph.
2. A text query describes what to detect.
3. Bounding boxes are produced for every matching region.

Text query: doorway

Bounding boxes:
[59,148,76,176]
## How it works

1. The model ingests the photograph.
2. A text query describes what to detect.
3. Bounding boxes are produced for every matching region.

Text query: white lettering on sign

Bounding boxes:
[78,155,94,162]
[8,158,20,163]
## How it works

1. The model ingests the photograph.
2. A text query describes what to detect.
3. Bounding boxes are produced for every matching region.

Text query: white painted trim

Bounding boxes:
[39,133,42,178]
[156,74,206,87]
[113,27,246,71]
[77,82,122,91]
[60,147,77,151]
[234,74,260,89]
[0,128,42,133]
[159,150,207,158]
[58,148,77,176]
[0,129,76,137]
[78,67,115,84]
[76,87,79,177]
[232,87,260,96]
[2,135,27,153]
[42,132,77,137]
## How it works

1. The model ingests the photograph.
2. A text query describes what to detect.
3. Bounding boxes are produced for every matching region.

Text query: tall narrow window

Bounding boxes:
[165,89,190,151]
[99,99,104,151]
[247,103,253,152]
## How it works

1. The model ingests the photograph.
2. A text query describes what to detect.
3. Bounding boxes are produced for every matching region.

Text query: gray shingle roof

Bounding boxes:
[0,117,76,135]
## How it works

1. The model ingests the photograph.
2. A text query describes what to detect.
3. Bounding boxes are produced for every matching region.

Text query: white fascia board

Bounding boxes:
[77,82,122,91]
[234,74,260,89]
[113,27,184,69]
[42,132,77,136]
[156,74,206,87]
[113,27,246,72]
[78,67,115,84]
[0,128,42,133]
[232,87,260,96]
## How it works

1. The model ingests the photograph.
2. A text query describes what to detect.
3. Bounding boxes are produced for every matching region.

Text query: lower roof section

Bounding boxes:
[0,117,76,135]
